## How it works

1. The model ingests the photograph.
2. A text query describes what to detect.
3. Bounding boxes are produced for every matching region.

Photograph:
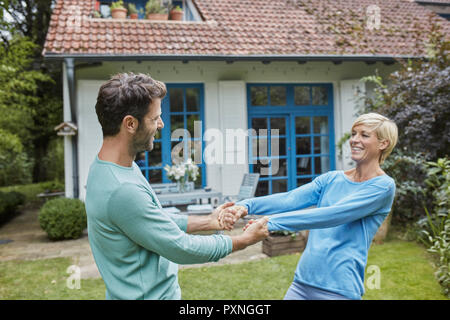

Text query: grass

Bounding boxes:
[0,240,447,300]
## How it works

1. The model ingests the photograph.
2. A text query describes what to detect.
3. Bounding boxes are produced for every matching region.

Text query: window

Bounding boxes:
[139,84,205,188]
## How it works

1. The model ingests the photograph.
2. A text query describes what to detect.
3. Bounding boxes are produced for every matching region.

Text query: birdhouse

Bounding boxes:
[54,122,78,136]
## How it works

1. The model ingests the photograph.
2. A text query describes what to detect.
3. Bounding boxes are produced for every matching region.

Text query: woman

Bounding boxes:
[235,113,398,300]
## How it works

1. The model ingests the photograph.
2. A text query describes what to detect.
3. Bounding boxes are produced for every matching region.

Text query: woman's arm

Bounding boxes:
[267,183,395,232]
[236,172,331,215]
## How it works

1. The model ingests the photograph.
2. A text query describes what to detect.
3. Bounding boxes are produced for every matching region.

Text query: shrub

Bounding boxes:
[38,198,87,241]
[0,129,33,187]
[0,190,25,225]
[419,157,450,297]
[381,150,430,225]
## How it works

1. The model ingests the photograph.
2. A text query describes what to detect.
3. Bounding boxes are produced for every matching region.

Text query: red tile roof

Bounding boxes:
[43,0,450,59]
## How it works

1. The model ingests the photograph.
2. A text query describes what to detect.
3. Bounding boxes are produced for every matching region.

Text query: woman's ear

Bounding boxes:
[379,139,389,151]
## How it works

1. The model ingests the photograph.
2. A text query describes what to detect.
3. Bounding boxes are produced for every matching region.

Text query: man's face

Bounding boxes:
[132,98,164,154]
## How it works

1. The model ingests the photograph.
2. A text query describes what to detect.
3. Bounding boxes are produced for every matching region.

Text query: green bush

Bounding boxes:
[0,180,64,208]
[419,157,450,297]
[0,190,25,225]
[38,198,87,241]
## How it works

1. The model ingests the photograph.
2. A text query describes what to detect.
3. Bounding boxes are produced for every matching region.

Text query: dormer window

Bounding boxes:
[95,0,202,21]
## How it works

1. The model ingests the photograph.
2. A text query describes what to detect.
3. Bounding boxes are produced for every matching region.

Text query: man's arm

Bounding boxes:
[186,202,237,233]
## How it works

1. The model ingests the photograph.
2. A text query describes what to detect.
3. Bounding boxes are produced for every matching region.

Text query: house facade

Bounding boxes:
[43,0,449,201]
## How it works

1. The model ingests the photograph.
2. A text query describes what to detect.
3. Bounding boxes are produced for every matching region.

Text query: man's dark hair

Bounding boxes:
[95,73,166,137]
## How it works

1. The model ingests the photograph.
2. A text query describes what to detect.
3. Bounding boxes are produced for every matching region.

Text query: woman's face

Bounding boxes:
[349,124,386,164]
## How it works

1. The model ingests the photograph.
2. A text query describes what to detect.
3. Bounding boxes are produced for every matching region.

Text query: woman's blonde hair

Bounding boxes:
[351,113,398,164]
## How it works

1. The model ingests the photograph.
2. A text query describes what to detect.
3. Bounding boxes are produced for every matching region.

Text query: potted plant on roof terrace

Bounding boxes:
[169,5,183,21]
[128,3,143,19]
[145,0,169,21]
[111,0,127,19]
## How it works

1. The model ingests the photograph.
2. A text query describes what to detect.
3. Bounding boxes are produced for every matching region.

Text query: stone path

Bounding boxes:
[0,209,268,279]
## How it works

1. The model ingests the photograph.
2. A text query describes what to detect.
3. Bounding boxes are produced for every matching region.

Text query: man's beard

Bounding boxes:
[131,126,155,155]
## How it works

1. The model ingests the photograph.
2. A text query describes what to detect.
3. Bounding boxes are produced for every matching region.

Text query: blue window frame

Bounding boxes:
[247,83,335,196]
[139,84,206,188]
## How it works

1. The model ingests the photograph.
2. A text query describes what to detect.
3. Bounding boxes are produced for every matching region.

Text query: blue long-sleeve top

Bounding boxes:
[236,170,395,299]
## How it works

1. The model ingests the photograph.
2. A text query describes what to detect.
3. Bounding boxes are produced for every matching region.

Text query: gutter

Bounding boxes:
[44,53,422,63]
[65,58,79,199]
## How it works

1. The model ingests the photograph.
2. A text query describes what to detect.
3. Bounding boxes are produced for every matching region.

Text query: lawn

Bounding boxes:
[0,240,447,300]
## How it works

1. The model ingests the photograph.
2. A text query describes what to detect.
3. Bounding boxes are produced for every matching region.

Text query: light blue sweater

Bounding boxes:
[237,170,395,300]
[85,156,232,300]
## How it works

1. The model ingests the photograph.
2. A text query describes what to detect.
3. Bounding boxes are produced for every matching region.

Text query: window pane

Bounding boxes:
[270,86,286,106]
[272,179,287,194]
[271,137,286,156]
[251,86,268,106]
[270,118,286,136]
[255,137,269,158]
[186,88,200,112]
[255,180,269,196]
[187,114,200,136]
[251,118,267,131]
[296,117,310,134]
[312,86,328,105]
[171,115,184,133]
[169,88,183,112]
[148,142,162,167]
[296,137,311,155]
[253,161,270,176]
[297,157,311,175]
[294,86,310,105]
[314,136,329,154]
[297,177,312,187]
[171,140,186,162]
[194,168,202,189]
[273,158,287,177]
[315,156,330,174]
[136,152,147,168]
[148,169,162,183]
[313,116,329,134]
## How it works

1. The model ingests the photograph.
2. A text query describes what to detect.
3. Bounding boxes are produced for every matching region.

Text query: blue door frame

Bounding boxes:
[247,83,336,195]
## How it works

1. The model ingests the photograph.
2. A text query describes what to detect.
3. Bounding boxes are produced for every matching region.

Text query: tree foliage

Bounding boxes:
[362,24,449,160]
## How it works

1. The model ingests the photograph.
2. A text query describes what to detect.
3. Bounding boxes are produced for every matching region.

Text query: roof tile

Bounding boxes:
[43,0,450,57]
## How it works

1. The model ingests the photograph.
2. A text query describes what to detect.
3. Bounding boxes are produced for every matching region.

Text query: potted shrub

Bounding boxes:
[169,5,183,21]
[262,230,308,257]
[145,0,168,20]
[111,0,127,19]
[128,3,142,19]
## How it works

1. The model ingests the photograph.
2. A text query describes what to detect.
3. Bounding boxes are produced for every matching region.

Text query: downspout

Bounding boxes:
[65,58,79,199]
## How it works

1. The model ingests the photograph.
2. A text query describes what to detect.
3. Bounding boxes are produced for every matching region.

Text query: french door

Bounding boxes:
[248,83,335,196]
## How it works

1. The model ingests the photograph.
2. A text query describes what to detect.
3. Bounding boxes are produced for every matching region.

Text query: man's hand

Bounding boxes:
[208,202,236,231]
[231,216,269,252]
[217,205,248,230]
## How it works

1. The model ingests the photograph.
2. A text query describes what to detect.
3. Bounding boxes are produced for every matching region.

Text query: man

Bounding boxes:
[85,73,268,300]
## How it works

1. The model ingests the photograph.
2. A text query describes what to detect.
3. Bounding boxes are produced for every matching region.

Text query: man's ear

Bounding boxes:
[123,115,138,134]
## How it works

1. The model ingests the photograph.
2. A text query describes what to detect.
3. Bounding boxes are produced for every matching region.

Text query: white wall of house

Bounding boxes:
[72,60,397,200]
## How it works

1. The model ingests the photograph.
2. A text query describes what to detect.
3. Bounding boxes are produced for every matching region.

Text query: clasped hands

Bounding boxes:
[210,202,269,242]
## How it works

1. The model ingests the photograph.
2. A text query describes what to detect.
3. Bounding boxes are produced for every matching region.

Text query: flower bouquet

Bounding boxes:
[164,158,199,192]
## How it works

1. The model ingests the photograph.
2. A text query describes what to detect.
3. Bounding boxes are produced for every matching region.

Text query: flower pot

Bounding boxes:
[111,8,127,19]
[129,13,139,19]
[147,13,169,21]
[170,10,183,21]
[262,231,308,257]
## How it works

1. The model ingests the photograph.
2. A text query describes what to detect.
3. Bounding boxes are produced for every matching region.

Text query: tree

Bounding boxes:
[0,0,63,182]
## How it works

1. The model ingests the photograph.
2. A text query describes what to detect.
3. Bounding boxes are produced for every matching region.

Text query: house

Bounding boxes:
[43,0,449,201]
